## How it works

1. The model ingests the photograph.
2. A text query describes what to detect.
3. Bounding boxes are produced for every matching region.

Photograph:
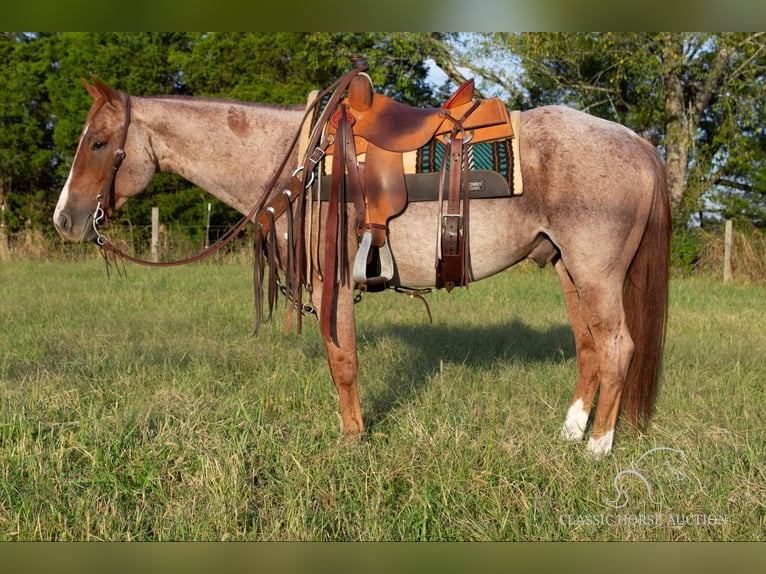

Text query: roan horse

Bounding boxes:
[53,73,670,458]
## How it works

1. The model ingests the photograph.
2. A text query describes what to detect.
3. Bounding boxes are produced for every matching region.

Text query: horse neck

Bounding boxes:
[133,96,305,215]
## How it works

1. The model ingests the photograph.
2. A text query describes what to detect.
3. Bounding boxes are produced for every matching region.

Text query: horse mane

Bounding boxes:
[141,93,304,112]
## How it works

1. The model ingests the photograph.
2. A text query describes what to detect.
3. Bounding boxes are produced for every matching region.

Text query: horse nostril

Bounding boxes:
[54,211,72,233]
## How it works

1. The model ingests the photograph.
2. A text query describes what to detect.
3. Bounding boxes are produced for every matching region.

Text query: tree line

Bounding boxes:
[1,32,764,240]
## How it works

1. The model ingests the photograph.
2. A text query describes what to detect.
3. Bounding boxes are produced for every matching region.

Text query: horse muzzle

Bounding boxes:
[53,204,98,243]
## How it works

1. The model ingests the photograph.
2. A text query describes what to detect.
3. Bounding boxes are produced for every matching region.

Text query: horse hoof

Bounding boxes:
[560,424,585,442]
[560,399,588,441]
[586,431,614,458]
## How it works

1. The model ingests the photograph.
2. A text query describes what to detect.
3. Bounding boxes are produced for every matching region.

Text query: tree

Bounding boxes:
[433,33,766,228]
[659,33,766,228]
[169,32,437,106]
[0,33,58,231]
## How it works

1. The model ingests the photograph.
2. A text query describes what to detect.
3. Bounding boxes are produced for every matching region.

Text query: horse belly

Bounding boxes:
[385,199,530,287]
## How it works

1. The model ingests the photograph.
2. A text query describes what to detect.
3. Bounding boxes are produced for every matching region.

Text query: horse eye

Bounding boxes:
[91,141,106,151]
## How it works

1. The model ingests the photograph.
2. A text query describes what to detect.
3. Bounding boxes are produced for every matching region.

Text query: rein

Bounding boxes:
[94,61,370,269]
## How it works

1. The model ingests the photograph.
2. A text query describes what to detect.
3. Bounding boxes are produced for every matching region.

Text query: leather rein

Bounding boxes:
[93,63,370,268]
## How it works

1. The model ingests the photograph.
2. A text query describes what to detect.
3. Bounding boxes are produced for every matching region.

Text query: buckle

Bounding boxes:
[309,144,327,165]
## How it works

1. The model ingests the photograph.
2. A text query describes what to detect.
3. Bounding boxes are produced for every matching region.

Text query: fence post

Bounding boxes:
[723,219,732,283]
[151,206,159,263]
[0,202,9,262]
[0,179,10,262]
[205,202,211,249]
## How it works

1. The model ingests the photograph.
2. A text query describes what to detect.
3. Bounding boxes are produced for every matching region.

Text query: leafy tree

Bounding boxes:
[169,32,437,105]
[0,33,58,230]
[432,32,766,228]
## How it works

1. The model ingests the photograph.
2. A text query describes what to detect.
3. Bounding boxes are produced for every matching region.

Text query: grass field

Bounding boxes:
[0,258,764,541]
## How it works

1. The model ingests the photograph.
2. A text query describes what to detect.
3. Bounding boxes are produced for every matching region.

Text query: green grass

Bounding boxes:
[1,259,764,540]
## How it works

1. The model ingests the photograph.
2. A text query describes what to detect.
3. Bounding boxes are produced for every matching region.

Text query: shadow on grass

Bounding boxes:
[357,319,576,431]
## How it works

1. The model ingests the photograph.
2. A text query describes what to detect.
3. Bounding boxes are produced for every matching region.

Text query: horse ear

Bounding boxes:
[81,77,102,101]
[85,75,123,107]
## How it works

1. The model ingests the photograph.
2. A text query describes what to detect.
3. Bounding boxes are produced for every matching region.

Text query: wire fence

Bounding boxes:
[3,213,766,283]
[3,220,257,264]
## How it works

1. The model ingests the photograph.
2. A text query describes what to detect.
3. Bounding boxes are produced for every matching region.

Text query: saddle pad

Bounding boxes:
[313,170,511,202]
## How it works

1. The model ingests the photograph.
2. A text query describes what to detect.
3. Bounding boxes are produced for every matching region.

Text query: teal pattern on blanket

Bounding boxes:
[415,139,514,189]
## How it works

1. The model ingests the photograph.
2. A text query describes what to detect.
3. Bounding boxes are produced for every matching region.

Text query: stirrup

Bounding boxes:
[353,231,394,285]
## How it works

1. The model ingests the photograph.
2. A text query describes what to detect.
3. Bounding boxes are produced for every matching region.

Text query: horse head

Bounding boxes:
[53,78,156,243]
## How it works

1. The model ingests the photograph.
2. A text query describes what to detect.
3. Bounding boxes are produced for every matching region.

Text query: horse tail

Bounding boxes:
[622,148,671,432]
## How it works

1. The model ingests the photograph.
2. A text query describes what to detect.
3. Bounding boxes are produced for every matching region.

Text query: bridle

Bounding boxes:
[92,94,131,246]
[91,61,369,268]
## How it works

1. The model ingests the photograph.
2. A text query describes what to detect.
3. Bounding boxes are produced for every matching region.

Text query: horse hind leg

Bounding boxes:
[579,278,635,457]
[555,259,636,457]
[587,323,634,458]
[554,258,600,443]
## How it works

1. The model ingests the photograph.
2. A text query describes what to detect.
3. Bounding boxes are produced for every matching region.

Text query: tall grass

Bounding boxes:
[9,223,766,282]
[1,258,764,540]
[696,225,766,282]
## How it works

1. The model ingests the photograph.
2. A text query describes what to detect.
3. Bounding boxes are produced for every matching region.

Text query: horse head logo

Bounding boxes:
[605,447,687,509]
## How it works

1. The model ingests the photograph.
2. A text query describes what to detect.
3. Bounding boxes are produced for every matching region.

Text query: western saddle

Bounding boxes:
[320,65,514,291]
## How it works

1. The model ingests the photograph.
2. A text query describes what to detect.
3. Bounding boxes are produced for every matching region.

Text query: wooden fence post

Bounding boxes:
[151,207,159,263]
[723,219,732,283]
[0,180,10,262]
[205,202,211,249]
[0,203,9,262]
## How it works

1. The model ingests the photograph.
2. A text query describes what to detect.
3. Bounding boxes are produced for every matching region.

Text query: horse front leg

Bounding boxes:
[313,277,364,435]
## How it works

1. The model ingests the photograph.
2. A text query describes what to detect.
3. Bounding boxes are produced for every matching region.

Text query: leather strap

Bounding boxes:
[438,134,464,291]
[99,94,132,220]
[319,100,372,342]
[436,101,480,291]
[319,105,348,343]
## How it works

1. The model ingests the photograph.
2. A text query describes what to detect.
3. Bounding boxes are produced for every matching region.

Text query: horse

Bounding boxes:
[53,75,670,458]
